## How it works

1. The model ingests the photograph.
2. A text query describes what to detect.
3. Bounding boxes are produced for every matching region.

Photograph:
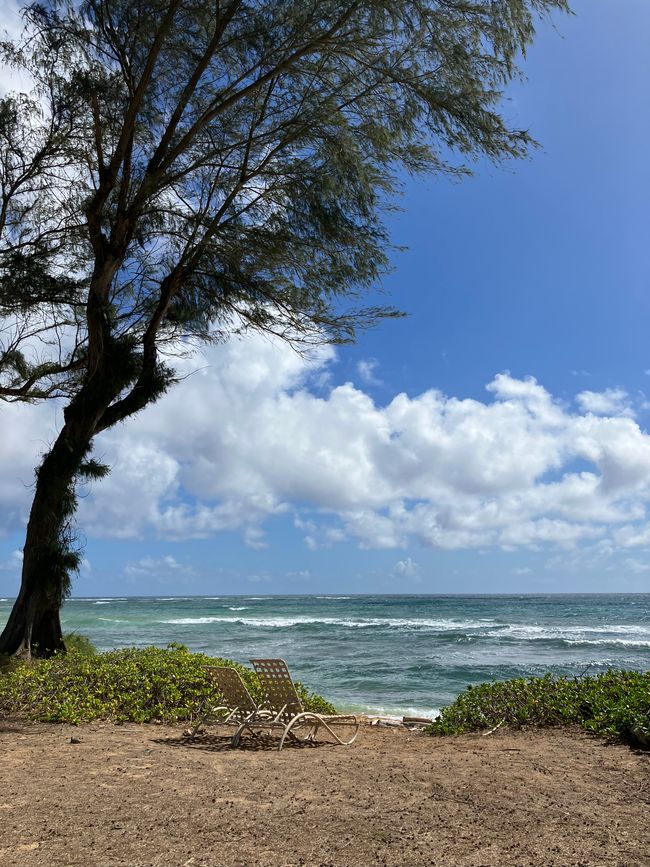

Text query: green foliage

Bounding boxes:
[62,632,97,656]
[77,459,111,481]
[427,670,650,747]
[0,644,336,725]
[1,0,572,401]
[293,681,338,716]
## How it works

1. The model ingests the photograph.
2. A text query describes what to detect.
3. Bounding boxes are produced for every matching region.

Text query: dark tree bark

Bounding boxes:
[0,582,65,658]
[0,430,84,656]
[0,402,102,656]
[0,296,139,656]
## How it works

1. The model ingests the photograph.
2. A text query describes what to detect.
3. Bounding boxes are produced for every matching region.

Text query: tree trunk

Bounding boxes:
[0,415,93,657]
[0,347,121,656]
[0,303,161,657]
[0,581,64,658]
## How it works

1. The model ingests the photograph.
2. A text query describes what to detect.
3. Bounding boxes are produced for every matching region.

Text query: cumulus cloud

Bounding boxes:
[393,557,420,577]
[0,401,57,536]
[124,555,194,581]
[287,569,311,583]
[623,558,650,575]
[356,358,382,386]
[5,333,650,556]
[294,517,346,550]
[124,555,191,576]
[576,388,632,417]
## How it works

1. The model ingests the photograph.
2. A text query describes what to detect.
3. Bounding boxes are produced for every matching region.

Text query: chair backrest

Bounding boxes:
[207,666,258,714]
[250,658,303,718]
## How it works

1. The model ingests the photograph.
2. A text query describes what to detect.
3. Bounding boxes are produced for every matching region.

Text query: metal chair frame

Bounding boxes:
[231,658,360,751]
[188,665,270,738]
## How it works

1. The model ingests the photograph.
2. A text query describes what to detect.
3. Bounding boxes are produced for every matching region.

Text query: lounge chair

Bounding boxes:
[188,665,267,738]
[231,658,360,751]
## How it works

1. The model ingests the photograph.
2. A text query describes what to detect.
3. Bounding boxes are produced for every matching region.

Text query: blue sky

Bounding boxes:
[2,0,650,597]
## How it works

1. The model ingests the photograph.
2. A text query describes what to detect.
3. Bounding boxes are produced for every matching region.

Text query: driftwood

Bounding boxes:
[368,715,434,729]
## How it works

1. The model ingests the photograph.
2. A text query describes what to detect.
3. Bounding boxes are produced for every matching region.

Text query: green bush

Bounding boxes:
[0,644,336,724]
[63,633,97,656]
[427,670,650,746]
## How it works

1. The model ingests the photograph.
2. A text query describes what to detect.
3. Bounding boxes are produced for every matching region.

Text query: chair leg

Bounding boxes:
[278,721,292,751]
[187,717,205,739]
[278,714,359,748]
[319,717,360,745]
[230,722,246,748]
[187,706,232,740]
[278,716,319,750]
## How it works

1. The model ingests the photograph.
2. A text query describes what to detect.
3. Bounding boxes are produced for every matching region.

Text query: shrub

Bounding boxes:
[426,670,650,747]
[63,633,97,656]
[0,644,336,724]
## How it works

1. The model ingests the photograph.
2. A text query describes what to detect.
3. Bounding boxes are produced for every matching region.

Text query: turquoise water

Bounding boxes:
[2,594,649,717]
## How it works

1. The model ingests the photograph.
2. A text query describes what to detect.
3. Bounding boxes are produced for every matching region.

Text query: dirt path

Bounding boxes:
[0,720,648,866]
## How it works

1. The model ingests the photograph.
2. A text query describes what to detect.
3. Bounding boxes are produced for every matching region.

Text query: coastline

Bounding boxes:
[4,593,648,716]
[3,592,649,719]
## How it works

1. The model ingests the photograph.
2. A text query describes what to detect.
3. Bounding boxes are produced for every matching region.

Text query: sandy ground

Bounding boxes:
[0,719,649,867]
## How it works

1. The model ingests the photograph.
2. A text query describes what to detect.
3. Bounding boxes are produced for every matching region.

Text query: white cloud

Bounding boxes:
[294,517,346,550]
[613,524,650,548]
[247,573,271,584]
[0,400,56,536]
[393,557,420,577]
[124,555,193,579]
[623,558,650,574]
[357,358,382,386]
[576,388,632,417]
[287,569,311,582]
[6,334,650,558]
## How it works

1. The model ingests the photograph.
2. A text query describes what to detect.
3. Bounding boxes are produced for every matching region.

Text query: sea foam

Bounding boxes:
[157,615,496,630]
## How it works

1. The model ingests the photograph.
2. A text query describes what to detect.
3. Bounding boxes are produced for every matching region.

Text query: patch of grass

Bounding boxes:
[0,643,336,725]
[426,670,650,747]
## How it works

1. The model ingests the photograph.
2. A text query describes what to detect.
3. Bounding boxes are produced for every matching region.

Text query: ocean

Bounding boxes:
[1,593,649,718]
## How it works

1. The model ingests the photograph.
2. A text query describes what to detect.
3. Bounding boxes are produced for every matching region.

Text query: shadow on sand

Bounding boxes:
[153,730,329,753]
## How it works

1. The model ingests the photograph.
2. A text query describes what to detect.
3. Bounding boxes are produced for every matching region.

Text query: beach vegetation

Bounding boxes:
[62,632,98,656]
[427,670,650,748]
[0,644,335,724]
[0,0,569,657]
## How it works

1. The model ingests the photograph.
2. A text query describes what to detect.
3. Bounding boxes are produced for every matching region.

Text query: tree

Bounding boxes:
[0,0,569,656]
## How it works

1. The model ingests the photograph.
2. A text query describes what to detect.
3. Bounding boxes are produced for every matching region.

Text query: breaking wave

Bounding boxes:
[157,615,496,630]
